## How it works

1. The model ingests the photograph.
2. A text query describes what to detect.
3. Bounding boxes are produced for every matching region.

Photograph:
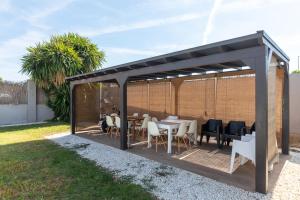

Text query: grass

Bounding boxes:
[0,122,154,200]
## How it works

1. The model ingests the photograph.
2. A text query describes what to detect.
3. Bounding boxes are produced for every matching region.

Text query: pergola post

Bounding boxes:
[255,46,269,194]
[70,83,76,134]
[117,76,128,150]
[282,64,290,154]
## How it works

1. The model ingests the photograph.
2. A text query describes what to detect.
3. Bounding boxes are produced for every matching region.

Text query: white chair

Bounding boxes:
[148,121,167,152]
[165,115,178,120]
[133,113,139,117]
[138,117,150,138]
[111,113,118,117]
[229,133,256,174]
[115,116,121,137]
[106,115,115,136]
[173,122,189,152]
[151,117,158,122]
[142,113,149,118]
[186,120,197,144]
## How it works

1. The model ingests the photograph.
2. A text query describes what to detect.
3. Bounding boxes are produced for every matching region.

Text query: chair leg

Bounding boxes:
[159,136,166,150]
[206,135,210,143]
[230,150,236,174]
[200,134,204,145]
[221,136,225,147]
[227,138,231,146]
[177,137,180,153]
[183,137,188,150]
[156,136,158,152]
[240,156,248,165]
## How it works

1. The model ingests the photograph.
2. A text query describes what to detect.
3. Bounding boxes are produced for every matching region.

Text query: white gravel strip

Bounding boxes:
[46,133,300,200]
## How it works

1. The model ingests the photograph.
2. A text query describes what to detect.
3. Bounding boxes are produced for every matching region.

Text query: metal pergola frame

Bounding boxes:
[67,31,289,193]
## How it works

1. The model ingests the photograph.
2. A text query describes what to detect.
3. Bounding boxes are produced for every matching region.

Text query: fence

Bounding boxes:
[0,80,54,126]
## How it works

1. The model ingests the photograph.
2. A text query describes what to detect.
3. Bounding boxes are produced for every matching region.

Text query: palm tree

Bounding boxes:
[21,33,105,121]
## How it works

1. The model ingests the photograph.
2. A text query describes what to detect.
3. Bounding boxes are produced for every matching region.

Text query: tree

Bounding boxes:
[21,33,105,121]
[0,77,3,83]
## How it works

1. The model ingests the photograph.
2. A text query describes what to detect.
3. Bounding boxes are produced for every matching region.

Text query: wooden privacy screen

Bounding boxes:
[75,83,100,131]
[215,76,255,126]
[178,78,216,122]
[127,81,175,119]
[127,82,148,115]
[74,73,283,143]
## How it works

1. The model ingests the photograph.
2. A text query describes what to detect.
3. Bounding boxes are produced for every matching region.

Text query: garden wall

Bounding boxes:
[0,80,54,126]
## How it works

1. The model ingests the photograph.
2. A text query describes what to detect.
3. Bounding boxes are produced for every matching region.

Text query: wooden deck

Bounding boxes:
[77,131,290,193]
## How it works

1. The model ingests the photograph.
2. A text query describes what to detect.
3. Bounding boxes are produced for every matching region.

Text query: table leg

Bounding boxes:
[133,120,136,142]
[194,130,197,145]
[168,127,172,153]
[148,131,151,148]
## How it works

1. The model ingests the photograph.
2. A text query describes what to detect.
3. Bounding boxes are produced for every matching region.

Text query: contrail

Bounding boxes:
[202,0,223,45]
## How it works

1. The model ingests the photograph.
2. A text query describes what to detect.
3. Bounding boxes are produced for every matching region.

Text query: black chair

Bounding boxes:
[221,121,247,147]
[200,119,223,148]
[250,122,255,134]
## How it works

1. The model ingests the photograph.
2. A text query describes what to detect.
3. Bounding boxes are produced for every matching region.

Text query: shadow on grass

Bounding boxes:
[0,138,154,200]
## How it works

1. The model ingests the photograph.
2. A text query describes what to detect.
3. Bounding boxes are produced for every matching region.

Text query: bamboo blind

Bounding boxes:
[127,82,148,115]
[149,81,174,119]
[74,72,284,143]
[216,76,255,126]
[178,79,216,124]
[75,83,100,131]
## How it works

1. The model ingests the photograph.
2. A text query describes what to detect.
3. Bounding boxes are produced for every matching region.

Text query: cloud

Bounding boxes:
[0,0,11,12]
[0,31,48,80]
[202,0,223,44]
[21,0,74,29]
[79,13,206,37]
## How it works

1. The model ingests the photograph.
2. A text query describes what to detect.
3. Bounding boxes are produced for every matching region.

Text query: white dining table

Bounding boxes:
[147,121,180,154]
[161,119,197,145]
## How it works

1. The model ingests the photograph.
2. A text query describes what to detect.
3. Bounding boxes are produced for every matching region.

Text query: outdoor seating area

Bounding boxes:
[67,31,290,193]
[86,111,256,174]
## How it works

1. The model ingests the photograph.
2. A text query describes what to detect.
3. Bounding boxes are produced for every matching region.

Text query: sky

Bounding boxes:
[0,0,300,81]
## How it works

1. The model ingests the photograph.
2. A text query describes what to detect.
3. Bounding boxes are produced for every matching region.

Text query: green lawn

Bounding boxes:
[0,122,154,200]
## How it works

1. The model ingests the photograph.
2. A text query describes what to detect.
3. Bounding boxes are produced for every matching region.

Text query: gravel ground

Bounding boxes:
[47,133,300,200]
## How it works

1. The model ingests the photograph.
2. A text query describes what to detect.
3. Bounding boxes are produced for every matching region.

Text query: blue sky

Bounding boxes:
[0,0,299,81]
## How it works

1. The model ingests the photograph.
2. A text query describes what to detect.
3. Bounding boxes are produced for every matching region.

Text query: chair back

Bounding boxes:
[133,113,139,117]
[176,122,188,137]
[166,115,178,120]
[143,113,149,118]
[106,116,114,127]
[141,117,150,128]
[207,119,223,132]
[148,121,160,136]
[227,121,246,135]
[187,120,197,134]
[152,117,158,122]
[111,113,118,117]
[115,116,121,128]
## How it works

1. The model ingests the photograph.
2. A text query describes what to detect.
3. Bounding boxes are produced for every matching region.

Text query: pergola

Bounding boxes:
[67,31,289,193]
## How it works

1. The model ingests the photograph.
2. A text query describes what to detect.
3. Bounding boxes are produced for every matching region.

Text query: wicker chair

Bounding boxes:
[200,119,223,148]
[221,121,247,147]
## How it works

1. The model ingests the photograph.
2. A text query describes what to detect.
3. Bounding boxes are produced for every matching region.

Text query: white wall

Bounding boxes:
[0,104,27,125]
[290,74,300,134]
[37,104,54,122]
[0,104,54,126]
